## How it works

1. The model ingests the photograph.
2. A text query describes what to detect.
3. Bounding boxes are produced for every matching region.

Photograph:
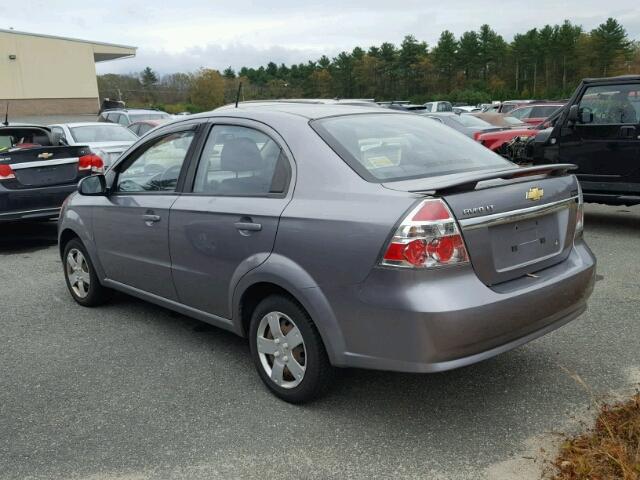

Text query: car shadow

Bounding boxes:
[0,220,58,254]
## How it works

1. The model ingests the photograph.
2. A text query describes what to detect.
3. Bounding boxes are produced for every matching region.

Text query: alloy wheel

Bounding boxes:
[256,311,307,389]
[66,248,91,299]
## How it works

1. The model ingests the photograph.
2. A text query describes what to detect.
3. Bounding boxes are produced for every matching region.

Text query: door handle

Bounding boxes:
[234,221,262,232]
[619,126,636,138]
[142,214,161,223]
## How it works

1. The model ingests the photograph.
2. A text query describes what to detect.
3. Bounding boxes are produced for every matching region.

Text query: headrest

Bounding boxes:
[220,138,263,172]
[32,133,51,146]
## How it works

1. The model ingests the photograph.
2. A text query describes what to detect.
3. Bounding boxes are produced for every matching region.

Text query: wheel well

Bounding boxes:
[59,229,80,258]
[239,282,300,336]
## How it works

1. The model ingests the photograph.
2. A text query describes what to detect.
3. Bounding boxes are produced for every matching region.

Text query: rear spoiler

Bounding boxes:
[412,164,577,195]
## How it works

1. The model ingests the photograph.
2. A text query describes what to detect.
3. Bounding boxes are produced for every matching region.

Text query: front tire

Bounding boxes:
[63,239,112,307]
[249,295,334,403]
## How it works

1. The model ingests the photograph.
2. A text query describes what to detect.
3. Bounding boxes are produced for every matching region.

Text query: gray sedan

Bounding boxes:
[58,103,595,403]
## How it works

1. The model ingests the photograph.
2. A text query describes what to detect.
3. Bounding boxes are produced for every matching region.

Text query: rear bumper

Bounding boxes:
[0,183,77,221]
[326,241,596,372]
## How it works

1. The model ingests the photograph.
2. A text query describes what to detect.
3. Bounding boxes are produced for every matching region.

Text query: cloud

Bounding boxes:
[3,0,639,76]
[96,43,335,75]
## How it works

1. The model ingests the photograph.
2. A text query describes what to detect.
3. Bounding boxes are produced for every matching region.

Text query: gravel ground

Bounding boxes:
[0,203,638,480]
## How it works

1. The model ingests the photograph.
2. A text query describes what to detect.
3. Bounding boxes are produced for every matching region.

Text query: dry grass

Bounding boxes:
[550,391,640,479]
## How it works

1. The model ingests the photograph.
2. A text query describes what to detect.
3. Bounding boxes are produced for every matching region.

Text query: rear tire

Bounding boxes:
[249,295,334,403]
[62,239,112,307]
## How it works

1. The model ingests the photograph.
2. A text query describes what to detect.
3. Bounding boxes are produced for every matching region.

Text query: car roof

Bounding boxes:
[510,104,563,110]
[421,112,457,117]
[1,124,51,131]
[102,109,167,114]
[50,122,127,128]
[211,102,396,120]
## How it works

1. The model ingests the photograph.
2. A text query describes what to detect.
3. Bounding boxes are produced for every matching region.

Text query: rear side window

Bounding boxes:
[192,125,290,196]
[312,113,511,182]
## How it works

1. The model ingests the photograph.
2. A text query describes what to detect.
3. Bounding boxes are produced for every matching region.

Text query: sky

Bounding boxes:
[1,0,639,75]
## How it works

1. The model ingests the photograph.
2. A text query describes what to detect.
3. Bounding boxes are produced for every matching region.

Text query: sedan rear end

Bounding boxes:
[310,112,594,373]
[1,139,101,221]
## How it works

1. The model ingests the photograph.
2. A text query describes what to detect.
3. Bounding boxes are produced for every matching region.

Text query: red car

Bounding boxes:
[509,103,564,126]
[475,127,537,152]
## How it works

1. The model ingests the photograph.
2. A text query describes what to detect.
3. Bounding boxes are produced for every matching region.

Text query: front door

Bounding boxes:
[559,82,640,192]
[93,128,197,300]
[169,123,293,318]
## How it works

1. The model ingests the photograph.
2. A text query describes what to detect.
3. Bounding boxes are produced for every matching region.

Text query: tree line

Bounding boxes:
[97,17,640,112]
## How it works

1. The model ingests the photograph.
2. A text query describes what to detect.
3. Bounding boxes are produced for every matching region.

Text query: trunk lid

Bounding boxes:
[383,164,580,285]
[0,145,91,188]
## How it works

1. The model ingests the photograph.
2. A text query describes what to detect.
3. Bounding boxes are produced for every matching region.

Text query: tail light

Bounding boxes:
[473,131,483,141]
[78,154,104,173]
[0,164,16,180]
[381,199,470,269]
[575,183,584,238]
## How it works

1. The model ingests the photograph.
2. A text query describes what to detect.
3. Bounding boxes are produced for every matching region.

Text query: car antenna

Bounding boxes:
[2,102,8,126]
[235,82,243,108]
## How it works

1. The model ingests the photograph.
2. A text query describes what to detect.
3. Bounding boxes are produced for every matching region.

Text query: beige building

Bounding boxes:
[0,29,136,115]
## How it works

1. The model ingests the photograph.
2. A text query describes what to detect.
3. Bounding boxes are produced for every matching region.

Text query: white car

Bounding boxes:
[48,122,138,168]
[422,101,453,113]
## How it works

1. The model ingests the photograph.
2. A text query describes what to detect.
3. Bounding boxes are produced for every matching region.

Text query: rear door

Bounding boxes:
[92,125,198,299]
[558,82,640,192]
[169,121,293,318]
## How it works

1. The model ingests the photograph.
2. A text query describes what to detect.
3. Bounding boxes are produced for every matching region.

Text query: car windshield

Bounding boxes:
[70,125,138,143]
[128,113,170,122]
[312,113,512,182]
[503,116,526,126]
[454,114,493,128]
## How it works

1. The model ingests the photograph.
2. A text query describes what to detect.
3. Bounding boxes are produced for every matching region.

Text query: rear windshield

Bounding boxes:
[454,114,492,128]
[530,105,561,118]
[70,125,138,143]
[311,113,512,182]
[128,113,170,122]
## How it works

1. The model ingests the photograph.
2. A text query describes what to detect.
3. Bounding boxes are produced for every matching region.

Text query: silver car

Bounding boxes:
[58,103,596,403]
[49,122,138,168]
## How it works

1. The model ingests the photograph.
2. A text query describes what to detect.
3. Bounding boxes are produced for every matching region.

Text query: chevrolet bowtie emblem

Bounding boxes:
[37,152,53,159]
[525,187,544,201]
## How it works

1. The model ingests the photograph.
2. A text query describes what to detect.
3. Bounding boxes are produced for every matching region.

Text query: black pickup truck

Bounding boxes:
[0,125,102,221]
[507,75,640,206]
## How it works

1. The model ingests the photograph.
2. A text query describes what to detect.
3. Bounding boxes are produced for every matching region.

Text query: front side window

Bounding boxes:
[116,131,195,193]
[312,113,511,182]
[578,84,640,125]
[192,125,289,196]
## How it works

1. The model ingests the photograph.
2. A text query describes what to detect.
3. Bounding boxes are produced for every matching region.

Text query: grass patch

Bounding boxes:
[550,391,640,479]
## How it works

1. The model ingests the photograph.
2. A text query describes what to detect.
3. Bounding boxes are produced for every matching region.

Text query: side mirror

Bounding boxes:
[567,105,579,123]
[579,107,594,124]
[78,174,107,196]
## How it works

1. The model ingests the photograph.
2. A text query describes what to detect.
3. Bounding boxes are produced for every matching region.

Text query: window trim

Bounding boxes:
[110,123,201,196]
[181,120,293,199]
